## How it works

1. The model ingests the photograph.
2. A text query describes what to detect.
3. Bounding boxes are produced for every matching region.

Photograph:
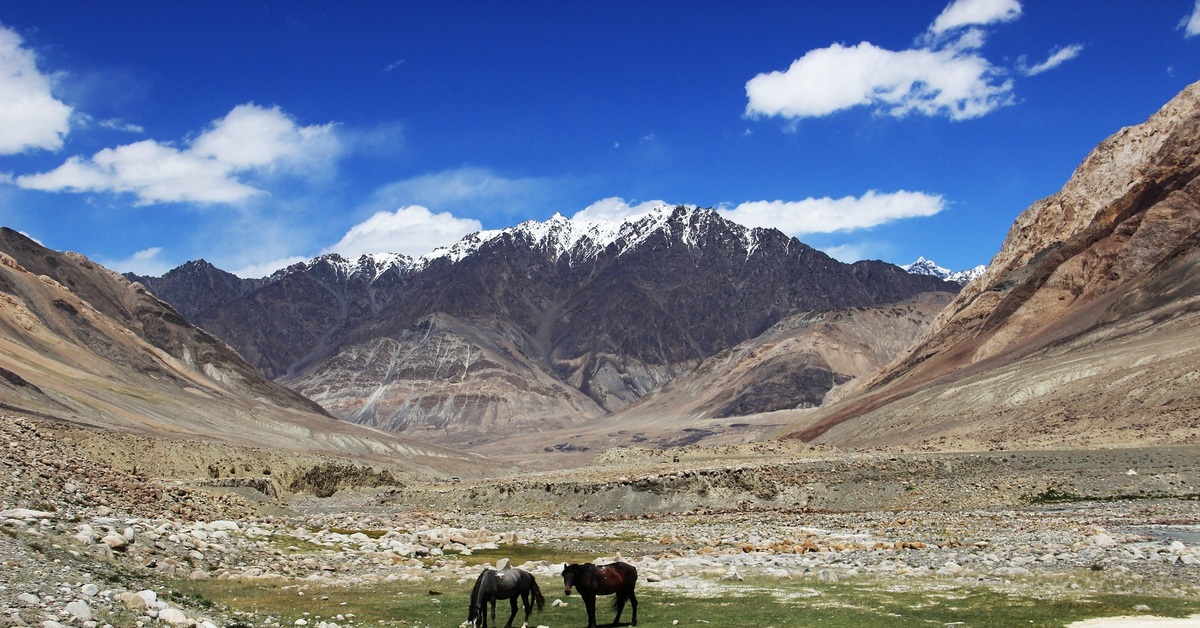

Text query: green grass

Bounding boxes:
[171,573,1200,627]
[457,543,600,568]
[266,533,333,554]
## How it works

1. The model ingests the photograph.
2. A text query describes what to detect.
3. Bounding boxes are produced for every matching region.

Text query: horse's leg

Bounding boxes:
[613,592,626,625]
[519,591,531,627]
[583,593,598,628]
[504,595,518,628]
[629,589,638,626]
[489,597,497,628]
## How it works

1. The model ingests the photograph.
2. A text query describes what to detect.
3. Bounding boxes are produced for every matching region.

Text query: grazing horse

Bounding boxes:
[467,567,545,628]
[561,562,638,628]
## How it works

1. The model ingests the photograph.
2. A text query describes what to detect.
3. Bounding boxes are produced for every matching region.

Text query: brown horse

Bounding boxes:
[561,561,638,628]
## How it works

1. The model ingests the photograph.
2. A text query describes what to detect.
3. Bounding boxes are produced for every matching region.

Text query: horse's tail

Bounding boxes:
[529,574,545,612]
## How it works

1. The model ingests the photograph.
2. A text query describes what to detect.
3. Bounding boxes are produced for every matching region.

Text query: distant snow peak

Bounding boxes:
[902,256,985,286]
[418,203,755,267]
[278,251,414,283]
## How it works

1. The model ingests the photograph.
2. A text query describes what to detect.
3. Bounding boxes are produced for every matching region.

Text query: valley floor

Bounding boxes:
[1,413,1199,627]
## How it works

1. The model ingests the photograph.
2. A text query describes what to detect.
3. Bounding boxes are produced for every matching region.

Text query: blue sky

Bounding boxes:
[1,1,1199,277]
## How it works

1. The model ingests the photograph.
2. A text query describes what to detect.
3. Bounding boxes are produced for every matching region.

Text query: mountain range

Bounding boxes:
[132,206,959,447]
[7,79,1200,464]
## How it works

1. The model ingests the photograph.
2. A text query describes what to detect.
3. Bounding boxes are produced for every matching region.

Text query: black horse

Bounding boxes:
[467,567,545,628]
[561,561,638,628]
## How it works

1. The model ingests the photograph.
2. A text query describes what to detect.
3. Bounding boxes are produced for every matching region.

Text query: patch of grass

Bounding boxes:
[171,575,1200,627]
[1027,488,1200,504]
[328,528,388,539]
[457,543,599,568]
[266,534,332,554]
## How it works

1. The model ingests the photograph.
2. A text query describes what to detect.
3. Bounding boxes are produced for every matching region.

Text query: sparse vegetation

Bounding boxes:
[169,575,1200,627]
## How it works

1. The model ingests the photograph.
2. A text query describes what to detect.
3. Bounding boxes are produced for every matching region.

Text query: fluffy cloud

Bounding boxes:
[1182,1,1200,37]
[572,197,668,222]
[718,190,945,235]
[0,24,73,154]
[929,0,1022,35]
[1020,44,1085,76]
[17,104,339,205]
[745,42,1013,121]
[745,0,1078,123]
[324,205,482,258]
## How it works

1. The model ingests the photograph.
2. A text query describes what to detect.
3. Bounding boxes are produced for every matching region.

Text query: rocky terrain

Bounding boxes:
[0,228,471,468]
[778,78,1200,451]
[1,412,1198,627]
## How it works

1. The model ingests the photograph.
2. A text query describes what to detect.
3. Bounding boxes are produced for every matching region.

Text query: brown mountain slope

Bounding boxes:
[0,228,464,465]
[779,79,1200,449]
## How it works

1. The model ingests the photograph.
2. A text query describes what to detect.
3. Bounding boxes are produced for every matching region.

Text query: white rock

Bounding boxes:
[80,583,100,597]
[136,589,158,605]
[159,608,189,625]
[64,600,92,622]
[0,508,54,520]
[17,592,40,606]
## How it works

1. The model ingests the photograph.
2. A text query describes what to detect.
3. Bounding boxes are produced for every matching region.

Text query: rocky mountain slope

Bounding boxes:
[779,79,1200,450]
[0,228,466,467]
[137,206,958,445]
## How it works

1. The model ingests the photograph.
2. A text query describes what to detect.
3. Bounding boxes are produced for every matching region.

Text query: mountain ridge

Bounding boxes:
[777,78,1200,450]
[132,206,959,446]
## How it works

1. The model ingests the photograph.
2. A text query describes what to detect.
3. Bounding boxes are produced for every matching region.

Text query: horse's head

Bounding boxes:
[561,562,578,595]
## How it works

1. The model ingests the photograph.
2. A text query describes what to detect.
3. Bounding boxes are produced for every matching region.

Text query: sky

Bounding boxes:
[1,1,1199,278]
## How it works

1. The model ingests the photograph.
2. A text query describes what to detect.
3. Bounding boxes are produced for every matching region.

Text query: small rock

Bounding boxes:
[116,591,148,610]
[158,608,189,625]
[64,600,93,622]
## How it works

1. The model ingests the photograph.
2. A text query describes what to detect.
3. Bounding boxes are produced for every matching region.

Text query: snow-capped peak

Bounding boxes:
[272,252,415,283]
[902,257,986,286]
[417,203,757,267]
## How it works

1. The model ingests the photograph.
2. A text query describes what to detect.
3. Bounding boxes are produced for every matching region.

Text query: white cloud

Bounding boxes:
[97,246,172,276]
[1182,1,1200,37]
[231,256,308,279]
[820,242,877,263]
[718,190,945,235]
[1020,44,1084,76]
[324,205,482,258]
[571,197,668,222]
[16,104,339,205]
[745,42,1013,121]
[744,0,1094,122]
[0,23,73,154]
[929,0,1022,35]
[99,118,145,133]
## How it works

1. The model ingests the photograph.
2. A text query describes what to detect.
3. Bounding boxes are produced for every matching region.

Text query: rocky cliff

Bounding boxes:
[781,79,1200,449]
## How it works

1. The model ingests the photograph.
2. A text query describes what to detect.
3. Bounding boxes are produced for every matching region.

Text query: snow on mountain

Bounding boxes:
[271,251,415,283]
[902,257,985,286]
[417,203,764,267]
